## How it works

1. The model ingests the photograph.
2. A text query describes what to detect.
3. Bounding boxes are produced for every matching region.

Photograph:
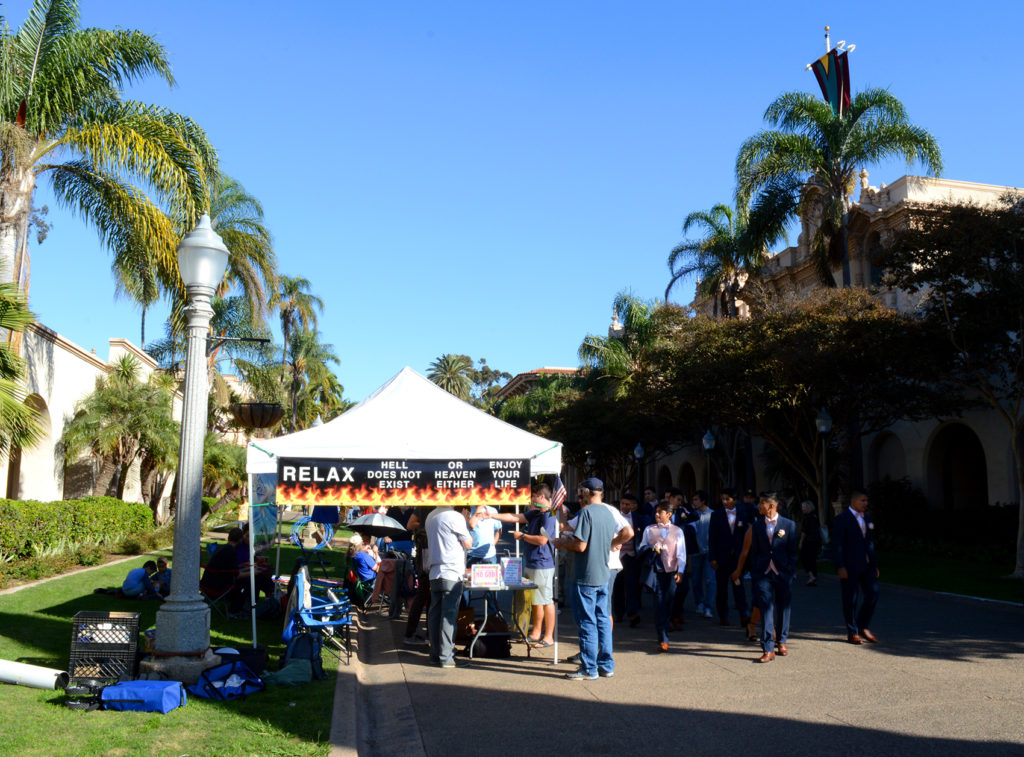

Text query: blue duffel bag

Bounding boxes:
[187,660,265,701]
[100,680,187,713]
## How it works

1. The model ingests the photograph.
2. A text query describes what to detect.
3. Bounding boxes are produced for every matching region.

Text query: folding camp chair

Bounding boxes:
[200,582,234,619]
[285,564,355,662]
[199,550,239,619]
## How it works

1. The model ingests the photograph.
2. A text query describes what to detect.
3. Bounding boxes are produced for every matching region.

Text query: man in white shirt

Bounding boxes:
[426,506,484,667]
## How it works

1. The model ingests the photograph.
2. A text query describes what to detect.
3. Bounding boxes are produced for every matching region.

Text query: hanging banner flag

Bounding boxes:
[276,457,531,508]
[250,473,279,552]
[810,49,851,116]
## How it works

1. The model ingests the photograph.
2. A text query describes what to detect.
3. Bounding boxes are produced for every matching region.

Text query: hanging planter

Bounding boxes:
[229,402,284,429]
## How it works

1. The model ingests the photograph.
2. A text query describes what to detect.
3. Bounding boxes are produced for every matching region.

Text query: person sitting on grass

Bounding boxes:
[122,561,162,600]
[151,557,172,597]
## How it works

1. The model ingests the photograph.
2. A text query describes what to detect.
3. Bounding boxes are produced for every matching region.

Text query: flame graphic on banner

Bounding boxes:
[276,483,530,508]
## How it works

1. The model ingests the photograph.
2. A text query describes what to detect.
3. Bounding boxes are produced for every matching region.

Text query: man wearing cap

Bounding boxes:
[553,478,624,680]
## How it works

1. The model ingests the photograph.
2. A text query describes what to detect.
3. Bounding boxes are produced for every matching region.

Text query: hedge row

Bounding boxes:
[0,496,153,558]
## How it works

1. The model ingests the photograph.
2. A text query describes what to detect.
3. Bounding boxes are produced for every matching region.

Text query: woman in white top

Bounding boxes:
[639,502,687,652]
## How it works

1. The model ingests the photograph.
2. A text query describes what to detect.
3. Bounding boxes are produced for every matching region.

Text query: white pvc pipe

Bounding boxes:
[0,659,69,690]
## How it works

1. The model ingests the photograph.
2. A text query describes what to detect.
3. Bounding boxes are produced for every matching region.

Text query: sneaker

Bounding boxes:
[565,668,598,681]
[696,603,705,615]
[404,634,428,646]
[439,659,468,668]
[565,652,582,664]
[703,608,714,619]
[598,669,614,678]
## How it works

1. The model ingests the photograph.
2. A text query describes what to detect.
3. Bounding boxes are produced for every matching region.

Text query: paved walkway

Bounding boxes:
[331,576,1024,756]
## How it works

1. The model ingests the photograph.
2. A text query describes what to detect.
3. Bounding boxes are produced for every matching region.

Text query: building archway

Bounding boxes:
[869,432,908,483]
[925,422,988,510]
[7,394,52,500]
[678,462,696,498]
[656,465,673,497]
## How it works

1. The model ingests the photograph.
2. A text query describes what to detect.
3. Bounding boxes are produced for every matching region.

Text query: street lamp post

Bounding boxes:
[152,214,229,671]
[702,430,715,498]
[633,442,644,497]
[815,408,833,526]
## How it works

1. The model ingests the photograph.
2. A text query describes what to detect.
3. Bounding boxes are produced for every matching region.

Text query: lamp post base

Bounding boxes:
[154,599,211,658]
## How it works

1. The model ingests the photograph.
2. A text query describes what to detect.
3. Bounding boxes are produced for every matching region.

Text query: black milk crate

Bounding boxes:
[67,611,141,686]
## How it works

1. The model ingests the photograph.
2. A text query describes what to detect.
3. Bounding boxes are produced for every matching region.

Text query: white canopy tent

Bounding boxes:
[246,366,562,476]
[241,366,565,658]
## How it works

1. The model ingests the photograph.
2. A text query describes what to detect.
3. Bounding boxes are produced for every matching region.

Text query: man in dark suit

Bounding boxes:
[734,494,798,662]
[833,490,880,644]
[708,488,750,627]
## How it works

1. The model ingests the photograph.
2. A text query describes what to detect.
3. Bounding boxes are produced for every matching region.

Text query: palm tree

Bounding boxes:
[273,276,323,366]
[0,1,216,299]
[736,89,941,287]
[0,281,43,449]
[427,353,472,400]
[62,354,179,500]
[578,292,659,397]
[284,329,340,431]
[208,174,277,324]
[665,201,786,317]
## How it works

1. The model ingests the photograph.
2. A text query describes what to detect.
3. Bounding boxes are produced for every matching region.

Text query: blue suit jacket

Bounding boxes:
[748,515,798,578]
[833,509,878,576]
[708,507,750,567]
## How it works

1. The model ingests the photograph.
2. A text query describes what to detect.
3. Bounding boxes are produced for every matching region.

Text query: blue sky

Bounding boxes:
[11,1,1024,400]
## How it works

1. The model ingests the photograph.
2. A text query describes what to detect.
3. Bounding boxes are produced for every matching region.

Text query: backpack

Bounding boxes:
[280,632,326,680]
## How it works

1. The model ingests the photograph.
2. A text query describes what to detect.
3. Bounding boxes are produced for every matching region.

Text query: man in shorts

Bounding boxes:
[492,483,559,647]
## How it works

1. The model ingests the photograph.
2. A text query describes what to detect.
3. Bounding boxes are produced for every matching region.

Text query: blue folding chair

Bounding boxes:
[284,564,355,662]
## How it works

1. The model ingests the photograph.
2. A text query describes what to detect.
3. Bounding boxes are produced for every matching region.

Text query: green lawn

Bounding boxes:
[818,545,1023,603]
[0,541,355,757]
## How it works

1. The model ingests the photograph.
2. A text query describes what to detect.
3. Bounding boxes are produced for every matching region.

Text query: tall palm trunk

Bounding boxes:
[0,166,36,286]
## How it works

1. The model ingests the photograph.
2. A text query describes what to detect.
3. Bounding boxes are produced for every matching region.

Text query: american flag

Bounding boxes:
[551,474,567,509]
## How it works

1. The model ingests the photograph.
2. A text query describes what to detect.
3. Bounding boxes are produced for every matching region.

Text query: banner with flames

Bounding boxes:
[276,457,531,509]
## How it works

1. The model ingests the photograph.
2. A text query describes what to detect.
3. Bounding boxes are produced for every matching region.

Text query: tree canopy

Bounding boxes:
[883,195,1024,575]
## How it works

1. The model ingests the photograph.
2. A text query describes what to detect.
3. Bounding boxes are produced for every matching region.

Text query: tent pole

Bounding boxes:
[249,474,258,648]
[274,493,283,577]
[552,503,560,666]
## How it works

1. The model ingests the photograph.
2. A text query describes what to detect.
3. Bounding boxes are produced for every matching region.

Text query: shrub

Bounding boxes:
[0,497,154,559]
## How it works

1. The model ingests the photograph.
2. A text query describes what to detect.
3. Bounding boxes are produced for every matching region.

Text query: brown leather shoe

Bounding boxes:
[860,629,878,643]
[847,633,863,645]
[777,643,788,656]
[757,651,775,663]
[658,642,669,652]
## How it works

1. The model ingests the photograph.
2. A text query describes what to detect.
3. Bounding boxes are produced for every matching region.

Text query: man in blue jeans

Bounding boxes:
[553,478,621,681]
[426,506,483,668]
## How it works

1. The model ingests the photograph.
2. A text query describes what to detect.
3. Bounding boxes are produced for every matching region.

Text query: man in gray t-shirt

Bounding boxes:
[425,506,484,668]
[553,478,621,680]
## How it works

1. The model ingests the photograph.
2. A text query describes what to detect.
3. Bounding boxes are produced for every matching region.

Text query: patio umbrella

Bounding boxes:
[349,513,409,541]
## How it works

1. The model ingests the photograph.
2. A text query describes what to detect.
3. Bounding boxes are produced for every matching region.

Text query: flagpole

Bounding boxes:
[825,25,830,52]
